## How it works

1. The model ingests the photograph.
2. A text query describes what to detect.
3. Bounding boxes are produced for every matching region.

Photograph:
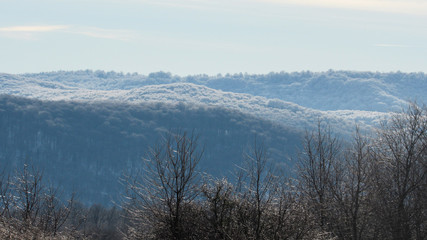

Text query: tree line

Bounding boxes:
[123,103,426,240]
[20,70,427,112]
[1,102,426,239]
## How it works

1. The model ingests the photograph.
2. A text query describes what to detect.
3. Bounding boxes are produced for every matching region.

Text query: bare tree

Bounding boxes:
[267,177,312,240]
[240,139,277,240]
[327,127,374,240]
[39,185,75,236]
[0,170,12,219]
[221,138,302,240]
[371,102,427,239]
[12,163,44,226]
[124,130,203,240]
[201,177,236,240]
[4,162,76,238]
[297,121,341,234]
[199,139,313,240]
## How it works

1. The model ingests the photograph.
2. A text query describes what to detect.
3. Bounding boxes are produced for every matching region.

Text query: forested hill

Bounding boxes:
[1,70,425,205]
[0,95,301,205]
[1,71,406,136]
[17,70,427,112]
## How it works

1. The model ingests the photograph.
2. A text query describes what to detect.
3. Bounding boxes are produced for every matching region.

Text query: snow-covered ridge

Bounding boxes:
[14,70,427,112]
[0,73,391,136]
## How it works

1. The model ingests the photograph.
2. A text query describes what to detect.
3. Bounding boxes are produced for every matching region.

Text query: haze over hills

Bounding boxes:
[0,70,426,205]
[2,0,425,236]
[0,95,300,205]
[15,70,427,111]
[4,70,426,135]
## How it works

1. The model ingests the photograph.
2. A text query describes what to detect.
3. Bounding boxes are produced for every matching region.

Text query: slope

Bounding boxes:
[0,95,301,205]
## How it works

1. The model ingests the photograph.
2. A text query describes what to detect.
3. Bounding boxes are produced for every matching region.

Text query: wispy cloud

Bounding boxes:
[66,26,137,41]
[0,25,68,39]
[103,0,427,20]
[108,0,235,11]
[255,0,427,15]
[140,0,209,10]
[0,25,137,41]
[0,25,68,32]
[374,43,410,48]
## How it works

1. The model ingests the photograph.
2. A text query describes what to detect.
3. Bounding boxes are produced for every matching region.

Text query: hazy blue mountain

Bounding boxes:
[0,95,300,205]
[1,71,399,136]
[15,70,427,112]
[1,70,425,205]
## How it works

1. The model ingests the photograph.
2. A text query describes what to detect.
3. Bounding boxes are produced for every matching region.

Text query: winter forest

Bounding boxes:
[1,102,426,240]
[0,71,426,239]
[2,0,426,238]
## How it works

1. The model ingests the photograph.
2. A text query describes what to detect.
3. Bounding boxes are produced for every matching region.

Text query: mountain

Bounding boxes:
[1,70,425,205]
[1,71,408,136]
[0,95,300,205]
[15,70,427,112]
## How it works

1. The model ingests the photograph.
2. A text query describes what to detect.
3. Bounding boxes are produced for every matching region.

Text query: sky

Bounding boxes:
[0,0,426,76]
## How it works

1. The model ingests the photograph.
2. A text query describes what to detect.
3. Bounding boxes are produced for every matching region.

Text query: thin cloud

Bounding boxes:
[255,0,427,15]
[143,0,209,10]
[109,0,234,11]
[0,25,68,32]
[116,0,427,15]
[66,26,137,41]
[0,25,68,40]
[374,43,410,48]
[0,25,137,41]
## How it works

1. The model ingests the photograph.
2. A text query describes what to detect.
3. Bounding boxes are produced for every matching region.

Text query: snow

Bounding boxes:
[1,71,406,137]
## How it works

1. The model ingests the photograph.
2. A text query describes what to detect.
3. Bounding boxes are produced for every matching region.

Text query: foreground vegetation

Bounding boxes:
[1,103,426,239]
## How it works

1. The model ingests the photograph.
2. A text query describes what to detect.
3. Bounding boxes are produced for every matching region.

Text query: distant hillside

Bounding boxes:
[0,71,395,136]
[16,70,427,112]
[0,95,301,205]
[1,70,425,205]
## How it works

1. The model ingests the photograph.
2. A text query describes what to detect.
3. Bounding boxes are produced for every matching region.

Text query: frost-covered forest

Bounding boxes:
[3,70,427,135]
[0,70,426,239]
[0,94,300,205]
[0,103,426,239]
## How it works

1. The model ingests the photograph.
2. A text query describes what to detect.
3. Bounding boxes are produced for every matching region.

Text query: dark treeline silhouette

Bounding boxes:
[0,103,426,239]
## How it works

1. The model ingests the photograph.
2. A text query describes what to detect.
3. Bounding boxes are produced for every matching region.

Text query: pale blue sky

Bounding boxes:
[1,0,426,75]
